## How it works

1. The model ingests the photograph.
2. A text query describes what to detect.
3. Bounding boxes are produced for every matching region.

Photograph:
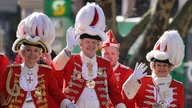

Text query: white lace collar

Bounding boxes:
[19,63,38,91]
[113,62,120,71]
[152,72,172,85]
[80,51,97,65]
[80,51,98,80]
[21,63,38,77]
[152,72,173,105]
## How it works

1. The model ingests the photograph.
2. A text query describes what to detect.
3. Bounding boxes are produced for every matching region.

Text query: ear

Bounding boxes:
[117,50,120,56]
[39,52,43,56]
[20,51,24,59]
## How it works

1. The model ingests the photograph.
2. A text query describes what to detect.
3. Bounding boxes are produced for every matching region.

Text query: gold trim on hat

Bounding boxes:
[14,39,48,53]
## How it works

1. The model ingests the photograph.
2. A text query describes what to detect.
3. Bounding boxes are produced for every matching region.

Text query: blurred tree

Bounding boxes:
[98,0,192,71]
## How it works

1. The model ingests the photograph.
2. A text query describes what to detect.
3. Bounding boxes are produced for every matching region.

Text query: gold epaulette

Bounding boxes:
[39,64,52,70]
[7,64,21,68]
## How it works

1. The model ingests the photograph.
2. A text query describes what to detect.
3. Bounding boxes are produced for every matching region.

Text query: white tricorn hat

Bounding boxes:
[75,2,108,42]
[12,12,55,53]
[146,30,185,67]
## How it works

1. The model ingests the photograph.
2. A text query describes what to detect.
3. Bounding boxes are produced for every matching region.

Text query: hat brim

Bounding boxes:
[151,58,171,64]
[80,33,102,41]
[12,38,48,53]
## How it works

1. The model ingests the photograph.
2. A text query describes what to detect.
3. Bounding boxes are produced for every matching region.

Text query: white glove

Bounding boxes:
[132,62,148,80]
[66,102,77,108]
[64,26,77,51]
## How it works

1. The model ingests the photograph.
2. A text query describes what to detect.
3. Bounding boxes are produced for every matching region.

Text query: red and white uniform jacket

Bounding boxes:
[123,74,184,108]
[52,52,125,108]
[112,62,135,108]
[0,64,67,108]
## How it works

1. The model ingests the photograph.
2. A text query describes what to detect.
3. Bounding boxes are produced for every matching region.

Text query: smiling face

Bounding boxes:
[80,38,100,58]
[153,62,171,77]
[101,46,119,67]
[21,45,42,68]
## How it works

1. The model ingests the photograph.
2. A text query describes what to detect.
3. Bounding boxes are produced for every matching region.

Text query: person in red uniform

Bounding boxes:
[0,53,10,106]
[52,2,126,108]
[0,53,10,75]
[123,30,185,108]
[0,12,76,108]
[101,30,135,108]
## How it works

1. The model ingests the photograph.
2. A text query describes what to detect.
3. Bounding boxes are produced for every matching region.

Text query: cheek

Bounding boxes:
[103,54,109,58]
[38,52,43,56]
[166,68,171,72]
[34,51,41,56]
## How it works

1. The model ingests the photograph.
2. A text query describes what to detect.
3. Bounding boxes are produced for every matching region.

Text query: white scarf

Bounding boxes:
[152,72,173,105]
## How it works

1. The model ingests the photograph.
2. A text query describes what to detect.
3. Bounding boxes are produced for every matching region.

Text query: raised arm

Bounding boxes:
[123,62,148,99]
[53,27,77,70]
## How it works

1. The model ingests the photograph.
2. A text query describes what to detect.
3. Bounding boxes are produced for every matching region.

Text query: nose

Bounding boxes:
[29,50,35,56]
[108,54,112,60]
[159,65,165,70]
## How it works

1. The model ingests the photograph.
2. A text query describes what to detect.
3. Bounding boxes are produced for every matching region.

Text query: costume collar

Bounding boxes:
[80,51,97,65]
[80,51,98,80]
[113,62,120,71]
[20,63,38,91]
[152,72,172,85]
[21,63,38,77]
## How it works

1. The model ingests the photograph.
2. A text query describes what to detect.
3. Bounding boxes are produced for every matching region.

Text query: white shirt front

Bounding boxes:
[19,63,38,108]
[76,51,99,108]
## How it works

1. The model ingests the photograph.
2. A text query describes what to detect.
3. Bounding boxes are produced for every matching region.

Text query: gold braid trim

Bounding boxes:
[2,68,20,105]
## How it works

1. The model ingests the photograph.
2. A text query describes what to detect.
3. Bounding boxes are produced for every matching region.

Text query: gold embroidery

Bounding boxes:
[86,80,95,89]
[87,62,93,76]
[3,68,20,106]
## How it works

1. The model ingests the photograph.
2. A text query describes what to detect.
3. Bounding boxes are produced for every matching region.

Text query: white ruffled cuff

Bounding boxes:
[123,74,141,99]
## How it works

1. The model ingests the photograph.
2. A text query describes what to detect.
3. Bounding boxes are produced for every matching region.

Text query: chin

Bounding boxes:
[157,74,167,77]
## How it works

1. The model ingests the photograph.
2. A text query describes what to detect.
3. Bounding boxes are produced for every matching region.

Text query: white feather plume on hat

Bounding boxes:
[74,2,108,42]
[12,12,55,53]
[146,30,185,67]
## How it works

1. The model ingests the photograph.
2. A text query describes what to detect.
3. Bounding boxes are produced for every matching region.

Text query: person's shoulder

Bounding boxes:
[6,64,21,70]
[0,53,9,61]
[97,56,110,62]
[141,75,152,81]
[172,79,184,85]
[39,64,52,70]
[7,64,21,68]
[0,53,7,57]
[119,63,132,70]
[71,53,79,56]
[71,53,80,59]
